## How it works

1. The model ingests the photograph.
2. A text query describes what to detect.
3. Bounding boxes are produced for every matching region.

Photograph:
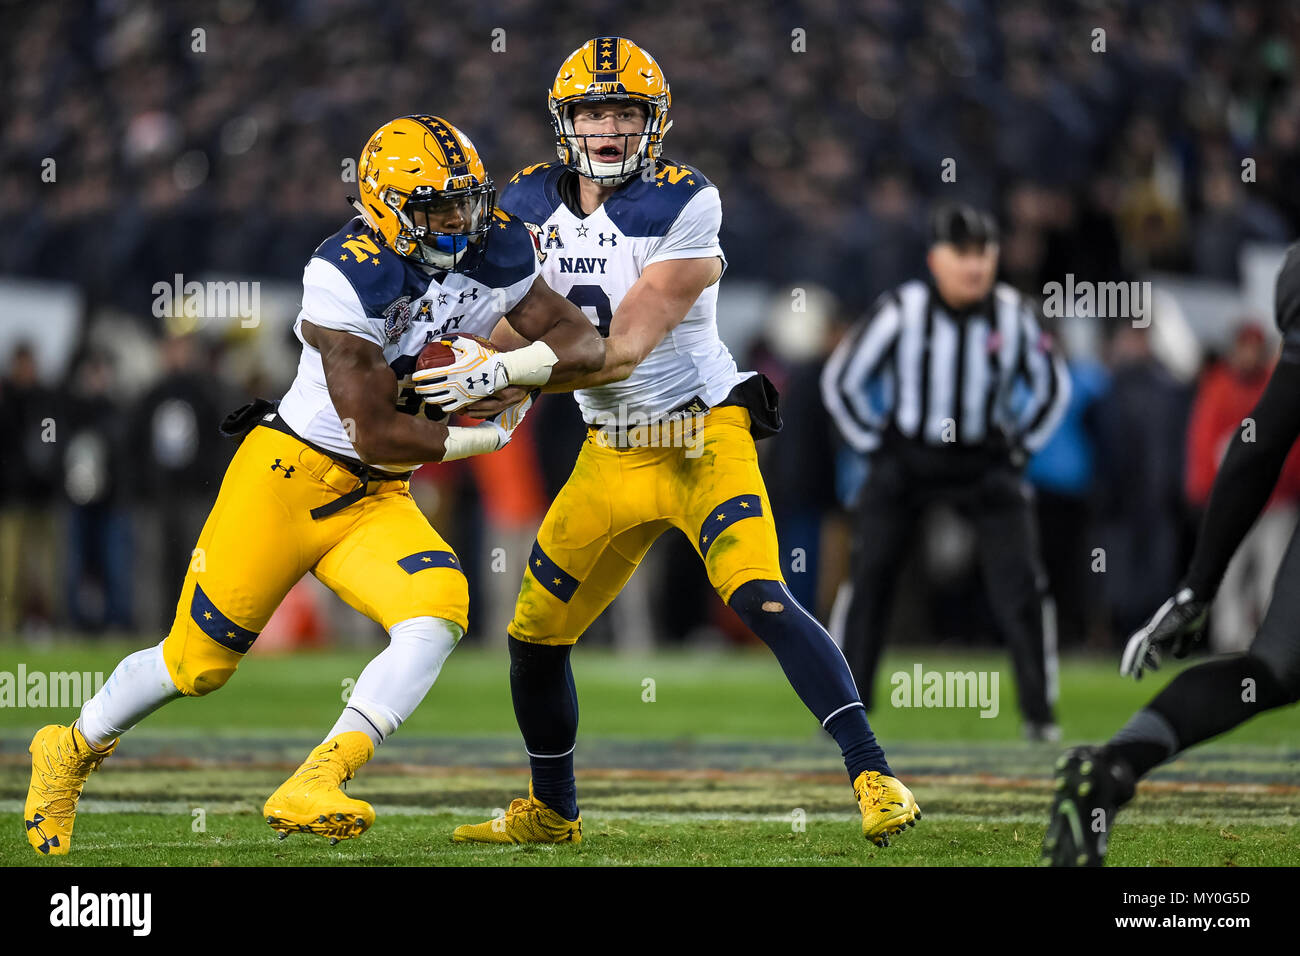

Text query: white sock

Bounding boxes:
[77,641,183,751]
[326,616,462,748]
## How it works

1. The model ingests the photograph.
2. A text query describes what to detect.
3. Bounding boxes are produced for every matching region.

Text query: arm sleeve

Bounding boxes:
[1184,247,1300,597]
[645,186,727,275]
[1010,304,1071,454]
[299,257,383,346]
[820,294,902,454]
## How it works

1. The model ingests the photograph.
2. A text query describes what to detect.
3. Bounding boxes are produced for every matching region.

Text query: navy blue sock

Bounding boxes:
[508,636,579,820]
[729,579,892,780]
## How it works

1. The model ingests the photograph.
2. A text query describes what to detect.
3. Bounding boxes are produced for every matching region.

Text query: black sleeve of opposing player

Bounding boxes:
[1183,248,1300,597]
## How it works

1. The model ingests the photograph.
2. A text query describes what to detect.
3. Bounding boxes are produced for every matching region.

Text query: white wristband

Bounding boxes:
[441,423,502,461]
[499,340,559,387]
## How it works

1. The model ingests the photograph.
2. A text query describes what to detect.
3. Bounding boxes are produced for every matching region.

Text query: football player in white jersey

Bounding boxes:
[23,115,603,856]
[435,38,921,848]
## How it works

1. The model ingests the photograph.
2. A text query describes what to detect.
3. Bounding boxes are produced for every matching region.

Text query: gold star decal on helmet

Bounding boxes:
[553,578,562,586]
[716,514,726,521]
[600,59,612,68]
[339,254,347,261]
[687,179,695,185]
[739,501,750,508]
[226,631,235,639]
[204,611,213,620]
[421,556,432,562]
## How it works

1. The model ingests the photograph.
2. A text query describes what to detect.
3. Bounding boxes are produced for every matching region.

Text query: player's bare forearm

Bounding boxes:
[549,335,643,390]
[304,321,450,464]
[551,256,723,391]
[504,276,605,385]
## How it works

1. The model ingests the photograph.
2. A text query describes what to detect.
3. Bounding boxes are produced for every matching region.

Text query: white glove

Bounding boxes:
[413,336,509,414]
[1119,587,1210,680]
[489,389,534,439]
[440,391,534,460]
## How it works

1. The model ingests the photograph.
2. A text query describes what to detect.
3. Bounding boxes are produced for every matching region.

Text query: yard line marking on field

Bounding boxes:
[0,800,1294,827]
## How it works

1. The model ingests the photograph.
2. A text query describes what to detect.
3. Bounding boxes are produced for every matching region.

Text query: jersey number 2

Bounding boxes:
[565,285,612,338]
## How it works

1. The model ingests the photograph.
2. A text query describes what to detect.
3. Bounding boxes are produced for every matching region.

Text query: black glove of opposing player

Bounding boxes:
[1119,587,1210,680]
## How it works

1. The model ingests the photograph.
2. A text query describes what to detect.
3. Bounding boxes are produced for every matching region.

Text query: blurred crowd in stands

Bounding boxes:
[3,0,1300,653]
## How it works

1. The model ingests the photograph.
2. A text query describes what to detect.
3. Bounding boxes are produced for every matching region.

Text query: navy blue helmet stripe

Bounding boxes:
[190,583,258,654]
[528,541,580,603]
[698,494,764,556]
[412,115,472,179]
[591,36,622,82]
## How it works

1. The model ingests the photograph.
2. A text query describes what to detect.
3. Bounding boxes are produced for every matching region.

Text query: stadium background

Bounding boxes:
[1,0,1299,868]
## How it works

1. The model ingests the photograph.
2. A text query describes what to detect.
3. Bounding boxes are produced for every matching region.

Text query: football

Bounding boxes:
[416,333,497,373]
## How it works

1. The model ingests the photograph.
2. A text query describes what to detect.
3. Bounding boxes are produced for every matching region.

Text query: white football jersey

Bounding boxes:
[277,211,540,469]
[500,160,747,425]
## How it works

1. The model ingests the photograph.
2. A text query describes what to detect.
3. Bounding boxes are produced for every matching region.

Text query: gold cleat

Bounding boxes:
[263,732,375,845]
[26,723,116,856]
[854,770,921,847]
[451,781,582,844]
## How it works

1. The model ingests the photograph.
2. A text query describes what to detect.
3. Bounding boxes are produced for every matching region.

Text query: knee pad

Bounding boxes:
[162,626,245,697]
[392,568,470,634]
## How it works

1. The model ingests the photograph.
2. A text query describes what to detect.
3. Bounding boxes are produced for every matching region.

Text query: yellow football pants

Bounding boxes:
[162,425,467,696]
[509,405,785,645]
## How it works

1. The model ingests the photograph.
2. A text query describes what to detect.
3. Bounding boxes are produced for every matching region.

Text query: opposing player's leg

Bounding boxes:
[263,486,470,843]
[25,426,328,855]
[675,406,919,845]
[1043,522,1300,866]
[453,437,664,843]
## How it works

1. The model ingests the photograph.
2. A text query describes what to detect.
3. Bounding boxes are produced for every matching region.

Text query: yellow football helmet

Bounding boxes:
[353,115,496,271]
[548,37,672,184]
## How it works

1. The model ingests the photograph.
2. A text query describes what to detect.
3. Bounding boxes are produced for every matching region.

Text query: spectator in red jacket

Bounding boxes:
[1185,322,1300,650]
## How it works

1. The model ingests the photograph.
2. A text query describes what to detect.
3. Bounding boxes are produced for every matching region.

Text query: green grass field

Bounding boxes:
[2,642,1298,866]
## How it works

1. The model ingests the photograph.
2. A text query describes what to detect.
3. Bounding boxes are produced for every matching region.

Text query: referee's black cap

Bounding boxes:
[930,202,999,249]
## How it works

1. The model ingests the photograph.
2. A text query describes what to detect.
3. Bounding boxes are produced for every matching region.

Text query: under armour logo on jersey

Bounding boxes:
[597,233,617,246]
[270,459,295,478]
[458,289,478,302]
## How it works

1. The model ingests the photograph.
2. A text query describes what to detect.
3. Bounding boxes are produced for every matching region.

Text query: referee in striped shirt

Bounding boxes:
[821,203,1071,739]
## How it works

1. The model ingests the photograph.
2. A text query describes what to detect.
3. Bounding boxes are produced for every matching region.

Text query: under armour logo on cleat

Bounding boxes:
[26,815,59,853]
[271,459,295,478]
